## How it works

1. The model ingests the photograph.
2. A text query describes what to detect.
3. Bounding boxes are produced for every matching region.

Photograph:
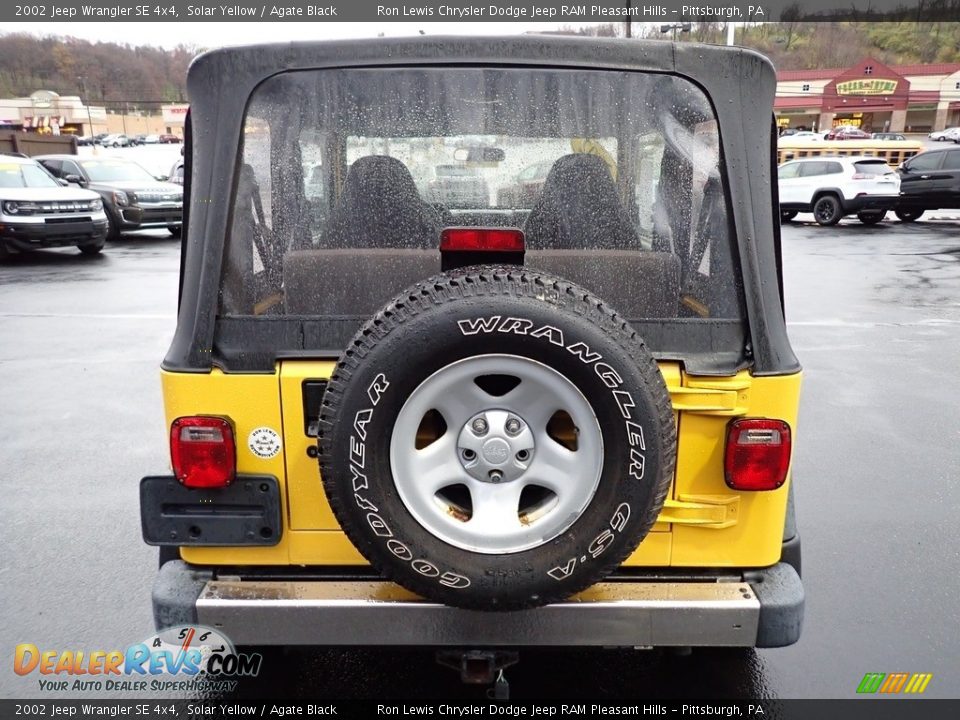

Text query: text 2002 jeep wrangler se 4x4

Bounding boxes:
[141,36,803,681]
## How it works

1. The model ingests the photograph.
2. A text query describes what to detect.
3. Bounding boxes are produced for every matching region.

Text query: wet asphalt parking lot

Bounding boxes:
[1,214,959,701]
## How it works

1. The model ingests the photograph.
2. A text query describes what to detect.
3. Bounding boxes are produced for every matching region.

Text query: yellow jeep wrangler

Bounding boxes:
[141,35,803,678]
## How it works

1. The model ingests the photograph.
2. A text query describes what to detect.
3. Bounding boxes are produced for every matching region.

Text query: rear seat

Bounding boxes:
[527,250,680,319]
[283,248,679,319]
[283,248,440,316]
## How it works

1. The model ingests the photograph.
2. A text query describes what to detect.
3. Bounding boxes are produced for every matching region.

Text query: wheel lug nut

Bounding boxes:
[488,470,503,483]
[516,449,529,462]
[505,418,522,435]
[462,448,476,460]
[471,417,488,435]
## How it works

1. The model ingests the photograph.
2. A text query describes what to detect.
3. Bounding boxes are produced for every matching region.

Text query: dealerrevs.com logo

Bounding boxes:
[14,625,261,693]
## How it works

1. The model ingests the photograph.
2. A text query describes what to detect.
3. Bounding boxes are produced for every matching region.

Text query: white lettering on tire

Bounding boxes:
[367,374,390,406]
[610,503,630,532]
[367,513,393,538]
[567,341,602,364]
[412,559,440,577]
[457,314,653,583]
[547,503,633,581]
[547,559,577,581]
[348,372,472,590]
[458,316,501,335]
[388,539,413,560]
[529,324,564,346]
[439,572,471,589]
[496,317,534,334]
[349,464,368,492]
[353,408,372,441]
[588,529,615,558]
[458,314,649,489]
[628,448,646,481]
[349,436,365,468]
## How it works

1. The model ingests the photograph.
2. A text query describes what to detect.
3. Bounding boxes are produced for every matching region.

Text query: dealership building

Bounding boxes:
[776,57,960,133]
[0,90,188,138]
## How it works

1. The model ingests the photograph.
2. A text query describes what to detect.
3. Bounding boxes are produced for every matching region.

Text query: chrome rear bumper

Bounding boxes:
[154,562,802,648]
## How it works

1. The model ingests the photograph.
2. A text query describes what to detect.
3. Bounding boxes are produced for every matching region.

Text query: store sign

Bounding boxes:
[836,79,898,96]
[161,104,189,124]
[30,90,59,109]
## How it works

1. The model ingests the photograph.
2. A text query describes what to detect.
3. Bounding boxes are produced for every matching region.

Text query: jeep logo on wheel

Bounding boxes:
[481,438,510,465]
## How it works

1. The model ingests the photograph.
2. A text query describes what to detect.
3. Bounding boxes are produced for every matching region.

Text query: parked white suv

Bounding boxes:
[778,156,901,226]
[0,154,108,258]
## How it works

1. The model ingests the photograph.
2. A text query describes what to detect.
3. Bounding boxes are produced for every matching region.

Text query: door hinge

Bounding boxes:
[659,494,740,529]
[668,376,751,416]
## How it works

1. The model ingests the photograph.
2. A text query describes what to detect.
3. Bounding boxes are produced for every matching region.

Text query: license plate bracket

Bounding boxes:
[140,475,282,546]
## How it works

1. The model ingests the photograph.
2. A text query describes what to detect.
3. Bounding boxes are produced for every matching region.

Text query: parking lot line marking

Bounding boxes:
[0,313,174,320]
[788,319,960,327]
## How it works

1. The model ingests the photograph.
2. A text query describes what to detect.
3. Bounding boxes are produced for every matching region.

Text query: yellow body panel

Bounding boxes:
[280,361,338,530]
[671,372,801,567]
[172,362,801,568]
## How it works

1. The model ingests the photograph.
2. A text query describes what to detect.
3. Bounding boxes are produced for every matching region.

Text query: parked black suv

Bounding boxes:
[896,147,960,222]
[35,155,183,239]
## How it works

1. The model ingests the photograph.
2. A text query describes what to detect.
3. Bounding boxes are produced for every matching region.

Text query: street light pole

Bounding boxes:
[660,22,691,41]
[78,76,94,139]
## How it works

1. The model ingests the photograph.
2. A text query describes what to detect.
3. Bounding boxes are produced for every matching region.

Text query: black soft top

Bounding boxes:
[169,36,797,377]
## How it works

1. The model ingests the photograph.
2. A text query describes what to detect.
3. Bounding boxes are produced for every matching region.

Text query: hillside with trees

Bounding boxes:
[571,21,960,69]
[683,22,960,68]
[0,33,193,109]
[2,22,960,107]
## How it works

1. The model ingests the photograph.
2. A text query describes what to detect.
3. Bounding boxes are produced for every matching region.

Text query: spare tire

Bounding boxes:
[318,267,675,610]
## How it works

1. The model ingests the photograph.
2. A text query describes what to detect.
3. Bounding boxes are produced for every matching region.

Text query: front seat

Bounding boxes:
[322,155,440,249]
[521,154,681,319]
[523,153,640,250]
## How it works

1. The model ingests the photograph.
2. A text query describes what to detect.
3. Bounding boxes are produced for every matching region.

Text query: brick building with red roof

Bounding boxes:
[775,58,960,133]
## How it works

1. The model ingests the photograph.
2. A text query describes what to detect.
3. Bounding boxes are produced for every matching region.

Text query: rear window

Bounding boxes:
[853,160,895,175]
[799,161,842,177]
[219,66,748,368]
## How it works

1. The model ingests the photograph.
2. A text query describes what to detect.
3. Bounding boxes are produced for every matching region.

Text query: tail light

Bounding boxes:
[440,227,525,252]
[724,418,792,491]
[170,416,236,488]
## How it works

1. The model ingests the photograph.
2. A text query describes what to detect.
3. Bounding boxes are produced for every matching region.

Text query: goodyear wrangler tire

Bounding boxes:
[319,267,676,610]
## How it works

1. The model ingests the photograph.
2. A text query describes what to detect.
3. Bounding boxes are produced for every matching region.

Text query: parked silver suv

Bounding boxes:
[0,155,108,259]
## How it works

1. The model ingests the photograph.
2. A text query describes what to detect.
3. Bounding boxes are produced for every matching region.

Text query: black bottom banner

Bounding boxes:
[2,700,959,720]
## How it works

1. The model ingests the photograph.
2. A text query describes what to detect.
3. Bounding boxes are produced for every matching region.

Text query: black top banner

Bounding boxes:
[1,0,954,23]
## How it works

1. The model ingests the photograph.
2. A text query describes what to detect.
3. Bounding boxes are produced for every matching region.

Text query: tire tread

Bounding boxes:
[318,266,676,610]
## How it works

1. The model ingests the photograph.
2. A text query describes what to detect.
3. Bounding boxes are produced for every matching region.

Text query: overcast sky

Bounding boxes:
[4,22,623,49]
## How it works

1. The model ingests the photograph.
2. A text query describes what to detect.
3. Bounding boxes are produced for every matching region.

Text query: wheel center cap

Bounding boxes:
[481,438,510,465]
[457,409,536,483]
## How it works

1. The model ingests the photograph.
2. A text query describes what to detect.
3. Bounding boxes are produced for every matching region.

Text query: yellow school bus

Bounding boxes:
[777,139,923,167]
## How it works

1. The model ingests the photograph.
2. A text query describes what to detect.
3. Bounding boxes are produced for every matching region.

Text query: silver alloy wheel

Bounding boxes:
[390,354,604,554]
